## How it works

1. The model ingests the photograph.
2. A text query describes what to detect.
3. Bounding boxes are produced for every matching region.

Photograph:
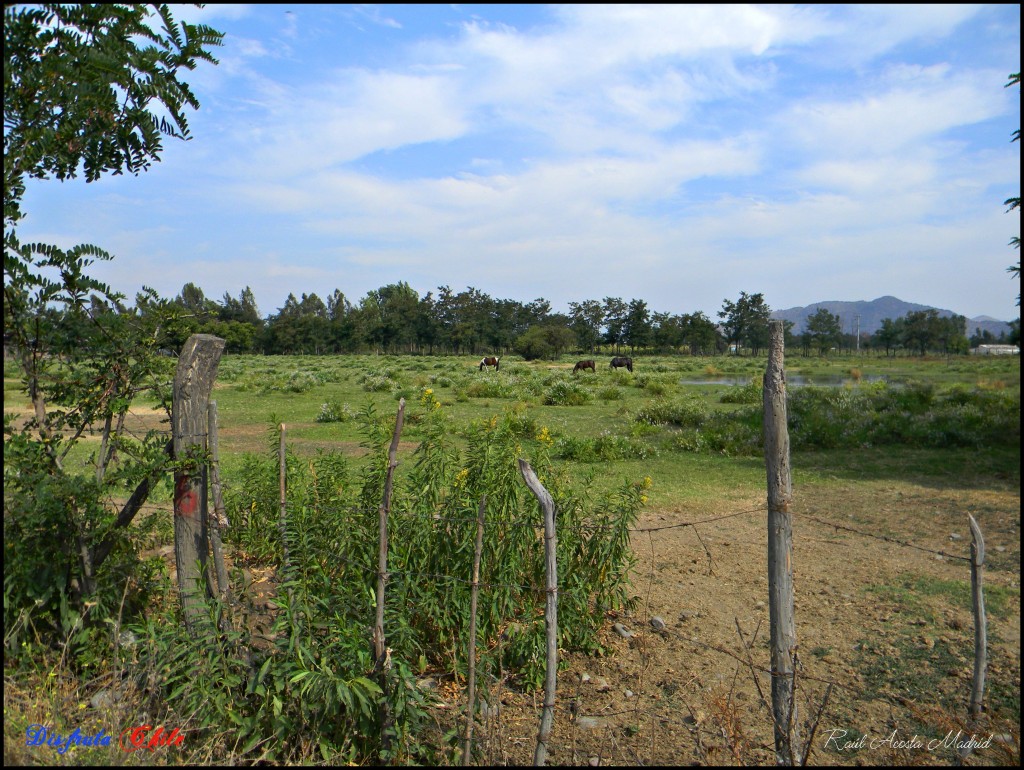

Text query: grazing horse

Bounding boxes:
[610,356,633,373]
[479,356,500,371]
[573,360,596,374]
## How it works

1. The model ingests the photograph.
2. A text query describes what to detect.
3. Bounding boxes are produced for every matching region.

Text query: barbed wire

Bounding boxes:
[798,512,971,562]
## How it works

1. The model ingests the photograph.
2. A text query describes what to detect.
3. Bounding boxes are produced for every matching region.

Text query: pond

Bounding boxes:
[678,374,893,387]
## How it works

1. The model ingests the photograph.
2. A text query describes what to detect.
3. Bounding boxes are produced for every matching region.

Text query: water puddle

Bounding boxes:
[678,374,892,387]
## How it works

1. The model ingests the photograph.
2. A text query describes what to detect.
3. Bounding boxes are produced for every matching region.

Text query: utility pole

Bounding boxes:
[855,315,861,352]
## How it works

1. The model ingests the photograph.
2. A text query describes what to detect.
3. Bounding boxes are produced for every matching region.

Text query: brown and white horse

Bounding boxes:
[573,360,596,374]
[610,356,633,373]
[479,356,500,371]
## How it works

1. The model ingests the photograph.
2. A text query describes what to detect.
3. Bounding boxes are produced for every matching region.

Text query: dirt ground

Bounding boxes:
[420,478,1021,767]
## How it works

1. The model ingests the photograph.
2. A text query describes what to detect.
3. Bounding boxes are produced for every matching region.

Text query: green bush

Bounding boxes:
[635,397,708,428]
[542,380,592,406]
[720,377,763,404]
[317,401,356,423]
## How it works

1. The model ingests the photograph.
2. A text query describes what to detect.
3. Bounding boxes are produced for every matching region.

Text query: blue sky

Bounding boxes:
[18,3,1022,322]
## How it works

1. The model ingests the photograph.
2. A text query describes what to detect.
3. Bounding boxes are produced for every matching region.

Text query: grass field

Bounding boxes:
[3,351,1020,765]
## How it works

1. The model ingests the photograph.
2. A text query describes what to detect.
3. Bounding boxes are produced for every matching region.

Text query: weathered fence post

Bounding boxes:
[763,320,800,765]
[518,459,558,767]
[172,333,225,633]
[375,398,405,762]
[207,401,230,606]
[463,495,487,766]
[967,514,987,717]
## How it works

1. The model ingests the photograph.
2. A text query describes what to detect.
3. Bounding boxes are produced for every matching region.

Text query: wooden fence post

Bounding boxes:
[763,320,800,765]
[967,514,987,717]
[172,333,225,633]
[463,495,487,766]
[518,459,558,767]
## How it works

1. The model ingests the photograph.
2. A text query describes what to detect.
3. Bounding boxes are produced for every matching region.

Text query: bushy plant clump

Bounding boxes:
[634,396,708,428]
[654,381,1020,456]
[170,395,644,762]
[720,377,763,404]
[542,379,592,406]
[316,400,357,423]
[556,431,657,462]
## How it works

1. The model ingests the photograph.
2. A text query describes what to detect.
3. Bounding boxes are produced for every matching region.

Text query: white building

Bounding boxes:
[970,344,1020,355]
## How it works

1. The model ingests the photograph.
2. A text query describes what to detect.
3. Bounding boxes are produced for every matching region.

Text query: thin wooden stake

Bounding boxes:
[763,320,800,766]
[518,459,558,767]
[463,495,487,766]
[967,514,987,717]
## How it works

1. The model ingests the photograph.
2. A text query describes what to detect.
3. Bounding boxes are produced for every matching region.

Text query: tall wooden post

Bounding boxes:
[763,320,799,765]
[172,334,225,633]
[967,514,987,717]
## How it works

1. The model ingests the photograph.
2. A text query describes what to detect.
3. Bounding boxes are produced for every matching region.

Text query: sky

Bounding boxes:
[17,3,1022,322]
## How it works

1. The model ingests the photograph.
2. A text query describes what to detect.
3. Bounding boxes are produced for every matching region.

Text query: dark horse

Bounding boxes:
[573,360,596,374]
[610,356,633,373]
[479,356,500,371]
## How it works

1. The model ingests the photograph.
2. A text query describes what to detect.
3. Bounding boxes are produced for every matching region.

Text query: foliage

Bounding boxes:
[3,3,223,663]
[205,400,643,760]
[871,311,969,355]
[803,308,843,355]
[542,378,593,406]
[515,324,576,360]
[718,291,772,355]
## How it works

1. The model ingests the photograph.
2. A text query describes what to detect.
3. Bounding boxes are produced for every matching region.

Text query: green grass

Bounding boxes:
[5,351,1020,507]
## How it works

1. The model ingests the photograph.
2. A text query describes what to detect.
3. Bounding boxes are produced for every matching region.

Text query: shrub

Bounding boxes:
[634,397,708,428]
[542,380,592,406]
[720,377,763,404]
[317,401,356,423]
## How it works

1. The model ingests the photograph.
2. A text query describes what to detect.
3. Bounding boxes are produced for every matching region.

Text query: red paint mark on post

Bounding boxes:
[174,475,199,517]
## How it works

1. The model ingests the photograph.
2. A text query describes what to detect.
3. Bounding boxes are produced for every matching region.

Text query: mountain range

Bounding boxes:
[770,296,1014,338]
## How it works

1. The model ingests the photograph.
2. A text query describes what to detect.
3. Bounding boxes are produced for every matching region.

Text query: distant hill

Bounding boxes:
[770,296,1013,338]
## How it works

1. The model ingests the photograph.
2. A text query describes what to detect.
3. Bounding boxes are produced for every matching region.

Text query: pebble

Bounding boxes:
[650,616,666,631]
[612,623,634,639]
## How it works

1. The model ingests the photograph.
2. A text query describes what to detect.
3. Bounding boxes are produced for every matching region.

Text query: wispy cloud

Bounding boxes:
[16,4,1021,320]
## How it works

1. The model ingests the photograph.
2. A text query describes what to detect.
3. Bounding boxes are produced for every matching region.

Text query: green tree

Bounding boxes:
[602,296,628,353]
[803,308,843,355]
[622,298,652,352]
[568,299,604,354]
[3,4,222,651]
[514,324,575,361]
[681,311,721,356]
[718,292,772,355]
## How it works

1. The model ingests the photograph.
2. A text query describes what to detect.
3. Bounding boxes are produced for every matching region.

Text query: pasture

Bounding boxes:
[3,351,1020,765]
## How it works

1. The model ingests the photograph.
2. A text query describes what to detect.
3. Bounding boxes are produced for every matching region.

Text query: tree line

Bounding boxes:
[104,282,1016,358]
